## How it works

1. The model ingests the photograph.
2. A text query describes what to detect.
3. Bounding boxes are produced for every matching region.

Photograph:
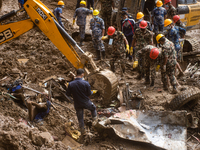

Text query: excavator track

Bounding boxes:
[87,69,118,106]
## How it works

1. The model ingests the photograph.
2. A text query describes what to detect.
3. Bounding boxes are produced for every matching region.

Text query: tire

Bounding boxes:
[169,87,200,110]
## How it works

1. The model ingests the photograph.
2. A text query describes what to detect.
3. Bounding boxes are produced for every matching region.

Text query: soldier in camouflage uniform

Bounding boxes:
[73,1,93,46]
[98,0,115,31]
[90,10,105,60]
[156,34,178,94]
[131,20,153,79]
[165,0,176,20]
[151,1,167,33]
[102,26,129,73]
[136,45,160,87]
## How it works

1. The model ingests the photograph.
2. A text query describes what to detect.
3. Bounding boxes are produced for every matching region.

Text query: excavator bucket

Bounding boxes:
[88,69,118,106]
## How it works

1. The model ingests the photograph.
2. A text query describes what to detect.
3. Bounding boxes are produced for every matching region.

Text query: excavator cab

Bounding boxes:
[0,0,118,106]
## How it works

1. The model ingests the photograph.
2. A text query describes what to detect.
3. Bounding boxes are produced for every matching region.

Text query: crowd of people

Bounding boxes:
[52,0,187,94]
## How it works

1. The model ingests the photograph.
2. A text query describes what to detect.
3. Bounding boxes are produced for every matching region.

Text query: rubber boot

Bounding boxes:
[78,128,86,144]
[102,51,106,59]
[150,80,154,87]
[163,84,168,91]
[144,77,150,85]
[172,85,178,94]
[94,50,100,61]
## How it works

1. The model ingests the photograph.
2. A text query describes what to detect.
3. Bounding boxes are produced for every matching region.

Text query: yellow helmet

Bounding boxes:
[93,9,99,16]
[80,1,86,6]
[156,1,163,7]
[156,34,164,43]
[164,19,173,27]
[58,1,64,6]
[136,12,144,19]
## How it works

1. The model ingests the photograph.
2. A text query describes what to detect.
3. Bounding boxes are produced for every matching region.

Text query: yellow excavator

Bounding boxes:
[0,0,118,106]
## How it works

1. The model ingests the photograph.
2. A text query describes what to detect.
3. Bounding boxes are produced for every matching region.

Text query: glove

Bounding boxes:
[72,19,75,25]
[163,65,166,72]
[90,7,93,10]
[126,45,129,54]
[101,36,108,40]
[91,90,98,94]
[130,47,134,55]
[156,65,160,71]
[133,61,138,69]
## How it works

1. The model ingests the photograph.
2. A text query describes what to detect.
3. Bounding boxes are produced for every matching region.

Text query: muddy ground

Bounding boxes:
[0,0,200,149]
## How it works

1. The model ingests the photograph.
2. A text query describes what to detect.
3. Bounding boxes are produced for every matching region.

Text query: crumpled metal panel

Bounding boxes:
[97,110,187,150]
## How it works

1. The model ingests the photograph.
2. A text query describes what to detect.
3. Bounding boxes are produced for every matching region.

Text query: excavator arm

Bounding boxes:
[0,0,118,106]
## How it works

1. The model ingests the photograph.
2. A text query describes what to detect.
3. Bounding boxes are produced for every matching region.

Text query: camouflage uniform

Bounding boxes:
[152,7,167,33]
[100,0,114,30]
[110,31,126,72]
[136,45,157,81]
[166,27,180,60]
[167,5,176,20]
[160,38,177,87]
[73,7,93,40]
[90,16,105,52]
[133,28,153,76]
[134,19,152,32]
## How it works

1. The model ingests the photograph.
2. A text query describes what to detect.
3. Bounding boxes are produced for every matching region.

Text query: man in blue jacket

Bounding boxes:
[67,69,97,135]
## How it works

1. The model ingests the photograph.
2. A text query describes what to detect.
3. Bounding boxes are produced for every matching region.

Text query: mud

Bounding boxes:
[0,0,200,150]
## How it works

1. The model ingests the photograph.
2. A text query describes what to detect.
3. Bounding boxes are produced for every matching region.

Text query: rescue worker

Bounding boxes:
[67,69,97,135]
[122,12,135,61]
[102,26,129,73]
[136,45,160,86]
[97,0,115,31]
[156,34,178,94]
[165,0,177,20]
[173,15,186,38]
[164,19,181,61]
[90,9,105,60]
[134,12,152,32]
[151,1,167,33]
[73,1,93,46]
[131,20,153,79]
[53,1,68,29]
[87,0,94,9]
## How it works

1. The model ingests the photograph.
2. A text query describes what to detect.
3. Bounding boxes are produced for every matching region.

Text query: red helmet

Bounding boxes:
[150,48,159,59]
[107,26,115,36]
[173,15,180,23]
[139,20,147,29]
[164,0,171,4]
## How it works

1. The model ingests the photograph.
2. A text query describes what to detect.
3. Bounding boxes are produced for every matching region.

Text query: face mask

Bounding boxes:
[61,6,64,8]
[94,15,98,19]
[138,19,143,22]
[165,26,171,30]
[165,5,169,8]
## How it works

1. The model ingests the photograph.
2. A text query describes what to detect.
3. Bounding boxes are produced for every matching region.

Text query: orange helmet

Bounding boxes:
[173,15,180,23]
[139,20,147,29]
[156,1,163,7]
[150,48,159,59]
[107,26,115,36]
[58,1,64,6]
